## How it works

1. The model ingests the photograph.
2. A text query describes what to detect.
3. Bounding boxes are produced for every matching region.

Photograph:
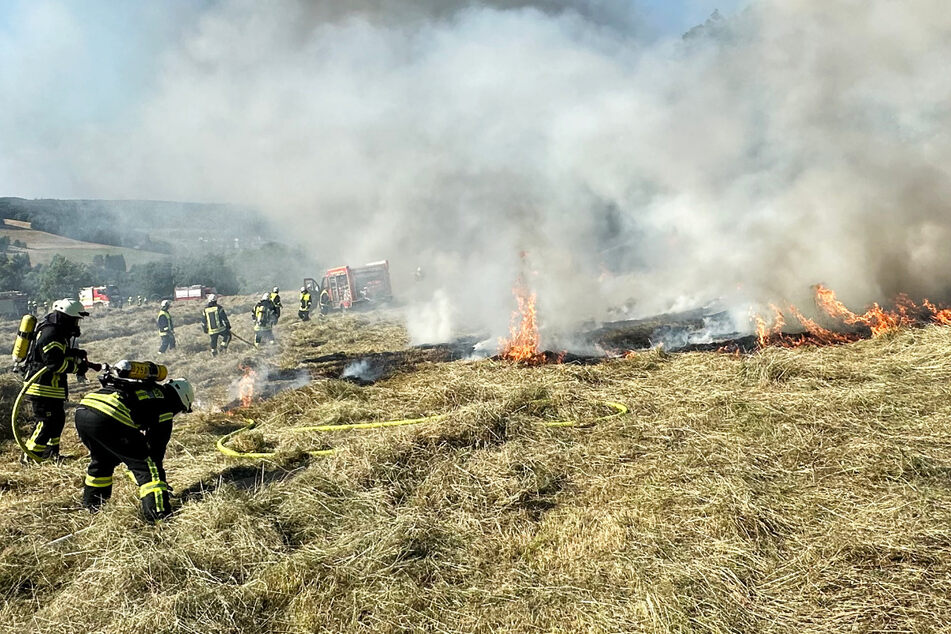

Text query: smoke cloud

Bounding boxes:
[3,0,951,340]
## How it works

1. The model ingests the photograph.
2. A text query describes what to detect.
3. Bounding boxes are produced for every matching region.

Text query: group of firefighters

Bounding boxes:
[157,285,331,356]
[14,286,331,525]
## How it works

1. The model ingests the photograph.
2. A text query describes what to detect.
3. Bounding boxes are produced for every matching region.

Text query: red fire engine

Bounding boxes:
[79,286,122,310]
[304,260,393,311]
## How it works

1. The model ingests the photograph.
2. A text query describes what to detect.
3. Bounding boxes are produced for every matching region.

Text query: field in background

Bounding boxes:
[0,225,169,267]
[0,303,950,632]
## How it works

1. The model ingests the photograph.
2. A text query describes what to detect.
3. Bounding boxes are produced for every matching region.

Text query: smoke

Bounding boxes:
[4,0,951,340]
[406,289,454,345]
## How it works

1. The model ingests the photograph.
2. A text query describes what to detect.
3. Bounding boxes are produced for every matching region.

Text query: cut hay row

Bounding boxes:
[0,305,950,632]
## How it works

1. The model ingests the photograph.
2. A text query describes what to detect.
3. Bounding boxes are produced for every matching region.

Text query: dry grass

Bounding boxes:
[1,303,951,632]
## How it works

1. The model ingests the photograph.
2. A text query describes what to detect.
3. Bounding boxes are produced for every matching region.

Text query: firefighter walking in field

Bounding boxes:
[298,286,312,321]
[75,369,194,523]
[319,286,331,316]
[201,295,232,356]
[252,293,277,346]
[21,299,92,462]
[269,287,282,322]
[157,299,175,353]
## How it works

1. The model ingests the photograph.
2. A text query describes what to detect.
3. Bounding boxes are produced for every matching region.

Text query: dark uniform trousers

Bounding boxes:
[74,408,173,522]
[26,397,67,456]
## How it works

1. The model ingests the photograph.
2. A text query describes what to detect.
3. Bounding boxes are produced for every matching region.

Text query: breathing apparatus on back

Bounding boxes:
[11,314,37,372]
[97,360,194,413]
[98,360,169,388]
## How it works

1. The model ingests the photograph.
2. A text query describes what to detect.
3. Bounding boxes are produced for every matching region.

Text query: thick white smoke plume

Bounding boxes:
[4,0,951,340]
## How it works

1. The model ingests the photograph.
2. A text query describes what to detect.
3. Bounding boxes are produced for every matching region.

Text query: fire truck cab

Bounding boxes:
[79,285,122,310]
[305,260,393,311]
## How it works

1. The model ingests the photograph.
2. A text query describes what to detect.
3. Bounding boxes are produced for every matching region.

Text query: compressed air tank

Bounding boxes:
[114,360,168,382]
[11,314,36,363]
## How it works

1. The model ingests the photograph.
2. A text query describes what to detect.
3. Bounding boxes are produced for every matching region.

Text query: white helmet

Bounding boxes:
[262,293,270,301]
[160,299,171,309]
[272,286,279,293]
[52,298,88,318]
[167,378,195,412]
[300,286,306,293]
[206,294,217,304]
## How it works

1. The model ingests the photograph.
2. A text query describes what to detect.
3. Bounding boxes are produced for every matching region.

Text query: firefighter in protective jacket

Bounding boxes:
[22,298,91,461]
[75,374,194,523]
[156,299,175,353]
[252,293,277,346]
[201,295,231,355]
[298,286,312,321]
[319,287,331,316]
[269,287,282,322]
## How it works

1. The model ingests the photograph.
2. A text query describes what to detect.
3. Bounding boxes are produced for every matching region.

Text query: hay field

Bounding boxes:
[1,301,951,633]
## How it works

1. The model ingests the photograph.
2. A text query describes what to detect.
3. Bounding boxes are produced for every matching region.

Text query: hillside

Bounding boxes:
[1,304,950,632]
[0,198,271,253]
[0,224,168,267]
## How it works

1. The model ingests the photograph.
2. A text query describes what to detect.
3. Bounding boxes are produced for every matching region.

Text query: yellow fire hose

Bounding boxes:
[215,401,628,460]
[11,368,47,463]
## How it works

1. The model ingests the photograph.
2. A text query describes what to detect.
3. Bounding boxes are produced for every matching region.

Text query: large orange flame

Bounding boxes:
[499,281,542,363]
[752,284,951,349]
[237,365,256,408]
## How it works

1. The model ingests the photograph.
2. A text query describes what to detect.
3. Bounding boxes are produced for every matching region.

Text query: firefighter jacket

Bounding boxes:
[299,291,312,311]
[25,314,84,401]
[252,300,276,331]
[79,382,178,432]
[269,292,282,310]
[319,289,330,307]
[156,309,174,334]
[202,305,230,335]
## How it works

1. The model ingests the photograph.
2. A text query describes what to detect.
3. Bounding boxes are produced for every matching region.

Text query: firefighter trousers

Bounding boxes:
[298,310,310,321]
[254,329,274,346]
[209,331,231,355]
[159,333,176,353]
[25,397,66,458]
[74,407,173,523]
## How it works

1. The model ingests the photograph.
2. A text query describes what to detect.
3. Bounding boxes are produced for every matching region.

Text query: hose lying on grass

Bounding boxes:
[216,401,629,459]
[11,368,47,463]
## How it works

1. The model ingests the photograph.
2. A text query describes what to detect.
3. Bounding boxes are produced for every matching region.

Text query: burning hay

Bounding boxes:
[752,284,951,349]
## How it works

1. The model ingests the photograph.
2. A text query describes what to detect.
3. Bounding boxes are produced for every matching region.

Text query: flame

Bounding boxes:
[237,365,256,408]
[499,281,542,363]
[751,284,951,350]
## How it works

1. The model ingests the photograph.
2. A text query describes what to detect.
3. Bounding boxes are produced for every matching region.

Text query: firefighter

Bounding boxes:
[269,287,282,322]
[319,286,331,316]
[22,298,91,462]
[298,286,312,321]
[75,373,194,523]
[201,294,232,355]
[252,293,277,346]
[156,299,175,353]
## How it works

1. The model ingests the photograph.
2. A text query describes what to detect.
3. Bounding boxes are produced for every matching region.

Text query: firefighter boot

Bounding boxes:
[140,481,172,524]
[82,478,114,512]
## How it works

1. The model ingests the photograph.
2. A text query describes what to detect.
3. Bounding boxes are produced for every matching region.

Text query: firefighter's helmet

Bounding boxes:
[52,298,88,318]
[206,294,217,305]
[160,300,171,310]
[167,378,195,412]
[272,287,279,293]
[300,286,306,293]
[261,293,270,301]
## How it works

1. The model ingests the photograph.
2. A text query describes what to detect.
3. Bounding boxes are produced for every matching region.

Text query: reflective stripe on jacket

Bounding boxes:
[157,310,173,334]
[204,306,227,335]
[79,384,175,430]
